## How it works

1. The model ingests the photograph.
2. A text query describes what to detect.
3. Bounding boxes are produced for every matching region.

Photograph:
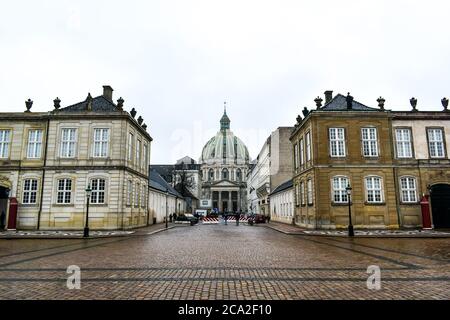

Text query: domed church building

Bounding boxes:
[199,106,250,213]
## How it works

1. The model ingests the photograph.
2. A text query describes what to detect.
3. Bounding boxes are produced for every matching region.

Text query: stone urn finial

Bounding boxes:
[441,97,449,112]
[25,98,33,112]
[296,114,302,124]
[142,123,147,130]
[302,107,309,117]
[117,97,124,110]
[53,97,61,110]
[377,96,385,110]
[410,97,418,112]
[130,107,137,118]
[137,116,143,125]
[314,96,323,109]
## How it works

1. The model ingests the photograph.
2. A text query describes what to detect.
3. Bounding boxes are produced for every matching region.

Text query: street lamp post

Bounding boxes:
[165,189,169,229]
[84,184,92,238]
[346,184,354,237]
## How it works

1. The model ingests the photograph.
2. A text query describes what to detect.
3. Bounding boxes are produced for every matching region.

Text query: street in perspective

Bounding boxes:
[0,220,449,300]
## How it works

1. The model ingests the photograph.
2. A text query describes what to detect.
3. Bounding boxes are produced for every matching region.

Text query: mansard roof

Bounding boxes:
[57,94,119,113]
[319,94,380,111]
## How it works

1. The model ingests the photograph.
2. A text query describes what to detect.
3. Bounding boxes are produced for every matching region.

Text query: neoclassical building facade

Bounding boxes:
[198,108,250,213]
[0,85,152,230]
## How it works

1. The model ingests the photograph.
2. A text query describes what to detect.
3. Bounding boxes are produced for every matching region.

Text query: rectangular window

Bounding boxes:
[57,179,72,204]
[329,128,346,157]
[396,128,413,158]
[300,182,305,205]
[307,179,313,205]
[135,183,140,207]
[60,128,77,158]
[332,176,349,203]
[27,129,43,159]
[295,184,299,206]
[294,143,299,169]
[23,179,38,204]
[362,128,378,157]
[90,178,106,204]
[428,128,445,158]
[141,184,146,208]
[300,138,304,166]
[0,130,11,158]
[365,176,383,203]
[128,133,134,162]
[127,180,132,206]
[400,177,417,203]
[136,139,141,167]
[93,128,109,158]
[306,132,311,161]
[143,144,148,171]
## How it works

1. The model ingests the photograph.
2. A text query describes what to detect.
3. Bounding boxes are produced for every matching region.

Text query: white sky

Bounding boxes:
[1,0,450,164]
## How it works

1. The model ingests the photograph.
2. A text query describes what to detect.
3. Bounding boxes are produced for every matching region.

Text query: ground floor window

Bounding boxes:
[90,178,106,204]
[57,179,72,204]
[23,179,38,204]
[400,177,417,203]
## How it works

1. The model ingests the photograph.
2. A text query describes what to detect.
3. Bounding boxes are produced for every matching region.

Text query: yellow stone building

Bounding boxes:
[0,86,152,230]
[290,91,450,229]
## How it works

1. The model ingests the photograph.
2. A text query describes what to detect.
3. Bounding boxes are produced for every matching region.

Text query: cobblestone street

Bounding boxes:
[0,224,449,299]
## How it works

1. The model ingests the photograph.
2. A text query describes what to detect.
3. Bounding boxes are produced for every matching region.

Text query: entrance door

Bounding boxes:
[0,186,9,229]
[430,184,450,228]
[222,201,228,213]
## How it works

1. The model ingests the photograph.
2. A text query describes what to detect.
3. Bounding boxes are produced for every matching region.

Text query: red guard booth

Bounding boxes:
[7,197,18,230]
[420,195,432,229]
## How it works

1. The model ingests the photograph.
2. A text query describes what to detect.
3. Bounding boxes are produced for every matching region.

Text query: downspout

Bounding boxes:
[388,112,402,229]
[37,114,50,230]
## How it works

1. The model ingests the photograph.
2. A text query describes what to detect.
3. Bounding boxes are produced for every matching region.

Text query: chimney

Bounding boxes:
[324,90,333,104]
[346,93,353,110]
[103,85,113,101]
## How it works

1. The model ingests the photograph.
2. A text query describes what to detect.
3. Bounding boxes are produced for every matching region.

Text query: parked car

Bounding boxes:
[247,214,266,225]
[175,213,199,225]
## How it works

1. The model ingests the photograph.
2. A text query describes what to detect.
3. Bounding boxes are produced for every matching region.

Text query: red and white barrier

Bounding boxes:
[202,217,220,224]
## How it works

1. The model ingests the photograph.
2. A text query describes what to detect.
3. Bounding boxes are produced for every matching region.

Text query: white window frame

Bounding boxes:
[127,180,132,206]
[295,184,299,206]
[27,129,43,159]
[307,179,313,205]
[90,178,106,204]
[400,176,417,203]
[362,127,379,157]
[23,179,38,204]
[93,128,109,158]
[306,131,311,162]
[136,139,141,167]
[300,181,305,205]
[427,128,445,158]
[135,182,140,208]
[294,143,299,169]
[395,128,413,158]
[57,178,72,204]
[0,129,11,158]
[143,143,148,171]
[332,176,349,204]
[365,176,383,203]
[300,138,305,166]
[60,128,77,158]
[329,128,346,157]
[128,132,134,162]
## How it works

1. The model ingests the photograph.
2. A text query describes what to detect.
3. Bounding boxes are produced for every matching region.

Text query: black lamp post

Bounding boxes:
[346,184,354,237]
[83,184,92,238]
[165,189,169,229]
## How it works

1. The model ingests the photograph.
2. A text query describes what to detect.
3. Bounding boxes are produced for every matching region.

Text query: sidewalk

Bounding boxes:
[264,221,450,238]
[0,222,175,239]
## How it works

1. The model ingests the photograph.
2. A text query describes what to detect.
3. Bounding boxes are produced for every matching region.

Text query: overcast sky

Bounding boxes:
[1,0,450,164]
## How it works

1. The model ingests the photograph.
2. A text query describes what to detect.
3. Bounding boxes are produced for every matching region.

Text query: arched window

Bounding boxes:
[222,168,229,180]
[236,169,242,182]
[208,169,214,181]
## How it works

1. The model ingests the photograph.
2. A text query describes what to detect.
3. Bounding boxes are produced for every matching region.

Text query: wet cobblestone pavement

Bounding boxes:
[0,224,449,299]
